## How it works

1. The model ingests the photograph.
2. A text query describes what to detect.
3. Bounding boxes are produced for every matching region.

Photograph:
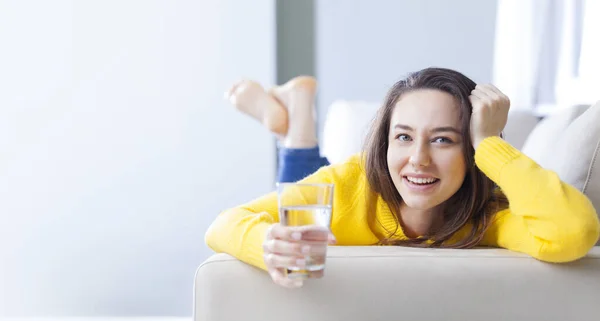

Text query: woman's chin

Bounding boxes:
[400,195,442,211]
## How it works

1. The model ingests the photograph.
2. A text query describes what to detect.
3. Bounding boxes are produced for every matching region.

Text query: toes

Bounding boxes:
[225,79,289,136]
[227,80,264,108]
[269,76,318,109]
[224,79,247,101]
[283,76,317,93]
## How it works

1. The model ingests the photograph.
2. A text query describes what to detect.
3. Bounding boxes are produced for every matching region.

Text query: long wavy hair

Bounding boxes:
[364,67,508,248]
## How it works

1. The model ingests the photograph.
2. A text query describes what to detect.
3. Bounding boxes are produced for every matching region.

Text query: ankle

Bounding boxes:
[283,136,318,149]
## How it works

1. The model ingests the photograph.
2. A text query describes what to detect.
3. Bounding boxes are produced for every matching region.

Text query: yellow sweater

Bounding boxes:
[205,136,600,270]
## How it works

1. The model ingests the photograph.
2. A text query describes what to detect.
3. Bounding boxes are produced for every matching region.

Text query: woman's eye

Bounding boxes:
[433,137,453,144]
[396,134,412,141]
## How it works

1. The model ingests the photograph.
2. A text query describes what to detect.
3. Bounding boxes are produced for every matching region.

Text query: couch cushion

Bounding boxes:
[521,104,589,167]
[321,100,379,164]
[542,101,600,244]
[195,247,600,321]
[502,109,540,150]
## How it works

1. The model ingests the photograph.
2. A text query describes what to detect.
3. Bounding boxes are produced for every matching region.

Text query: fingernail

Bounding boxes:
[291,232,302,240]
[301,245,310,254]
[295,259,306,267]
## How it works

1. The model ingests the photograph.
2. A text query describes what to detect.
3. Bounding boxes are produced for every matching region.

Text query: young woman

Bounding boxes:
[206,68,600,289]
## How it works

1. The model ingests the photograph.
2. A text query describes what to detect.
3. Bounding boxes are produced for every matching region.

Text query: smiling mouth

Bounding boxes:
[403,176,440,185]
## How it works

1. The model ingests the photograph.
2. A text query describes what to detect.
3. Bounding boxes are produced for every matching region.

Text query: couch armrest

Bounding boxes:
[194,246,600,321]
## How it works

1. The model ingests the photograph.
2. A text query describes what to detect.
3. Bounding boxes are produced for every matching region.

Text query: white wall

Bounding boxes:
[0,0,276,316]
[315,0,498,140]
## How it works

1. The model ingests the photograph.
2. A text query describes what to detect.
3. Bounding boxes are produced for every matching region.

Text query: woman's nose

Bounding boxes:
[409,144,431,168]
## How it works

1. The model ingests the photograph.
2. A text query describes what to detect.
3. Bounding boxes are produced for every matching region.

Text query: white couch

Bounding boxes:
[195,101,600,321]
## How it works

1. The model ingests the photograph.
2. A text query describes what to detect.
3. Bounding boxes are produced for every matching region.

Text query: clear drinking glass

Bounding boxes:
[276,183,334,279]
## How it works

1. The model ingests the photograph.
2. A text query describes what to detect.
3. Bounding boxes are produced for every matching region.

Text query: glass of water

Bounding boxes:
[276,182,334,279]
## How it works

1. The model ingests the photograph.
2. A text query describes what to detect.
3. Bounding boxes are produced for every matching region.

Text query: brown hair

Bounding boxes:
[364,67,508,248]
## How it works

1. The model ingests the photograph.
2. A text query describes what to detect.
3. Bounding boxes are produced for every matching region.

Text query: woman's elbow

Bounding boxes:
[204,221,219,252]
[204,211,229,253]
[538,217,600,263]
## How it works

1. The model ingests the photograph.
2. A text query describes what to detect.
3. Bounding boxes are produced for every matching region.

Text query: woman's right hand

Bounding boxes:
[263,223,336,288]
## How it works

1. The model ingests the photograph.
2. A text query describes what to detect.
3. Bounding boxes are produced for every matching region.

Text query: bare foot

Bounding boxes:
[269,76,318,148]
[225,80,288,135]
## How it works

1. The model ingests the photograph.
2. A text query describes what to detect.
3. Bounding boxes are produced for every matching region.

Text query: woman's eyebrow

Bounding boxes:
[431,126,461,134]
[392,124,460,134]
[393,124,413,131]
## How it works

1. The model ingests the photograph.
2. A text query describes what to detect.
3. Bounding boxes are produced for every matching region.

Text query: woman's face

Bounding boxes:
[387,89,467,211]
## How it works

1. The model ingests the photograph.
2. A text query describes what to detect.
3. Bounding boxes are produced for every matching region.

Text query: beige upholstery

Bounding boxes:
[197,102,600,321]
[321,100,379,165]
[544,101,600,201]
[521,104,589,167]
[543,101,600,245]
[502,108,541,150]
[196,247,600,321]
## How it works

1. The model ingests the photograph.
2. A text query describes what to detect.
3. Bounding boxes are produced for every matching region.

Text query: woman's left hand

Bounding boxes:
[469,84,510,149]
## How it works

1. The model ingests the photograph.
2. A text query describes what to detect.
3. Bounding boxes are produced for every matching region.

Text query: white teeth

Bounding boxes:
[406,176,437,184]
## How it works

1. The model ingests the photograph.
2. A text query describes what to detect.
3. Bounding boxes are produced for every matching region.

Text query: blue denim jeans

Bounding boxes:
[277,146,330,183]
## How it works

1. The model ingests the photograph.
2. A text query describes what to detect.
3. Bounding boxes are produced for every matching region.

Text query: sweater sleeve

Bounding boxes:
[205,160,346,271]
[477,136,600,262]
